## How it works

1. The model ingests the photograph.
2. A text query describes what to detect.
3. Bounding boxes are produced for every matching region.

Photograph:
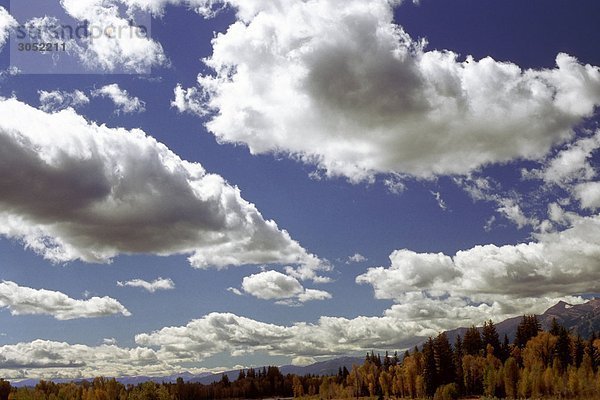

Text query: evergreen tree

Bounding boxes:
[549,317,561,336]
[236,370,246,382]
[423,338,438,397]
[514,315,541,348]
[463,326,483,355]
[383,351,390,370]
[342,366,350,381]
[434,332,455,386]
[499,334,510,362]
[220,374,230,387]
[587,332,597,372]
[573,335,585,368]
[453,335,465,395]
[0,379,10,400]
[482,320,501,358]
[555,323,571,370]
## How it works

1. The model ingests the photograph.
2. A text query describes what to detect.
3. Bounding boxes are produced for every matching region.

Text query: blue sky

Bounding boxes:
[0,0,599,379]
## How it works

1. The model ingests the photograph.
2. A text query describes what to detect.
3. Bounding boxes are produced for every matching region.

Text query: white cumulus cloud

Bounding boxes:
[0,281,130,320]
[171,0,600,182]
[357,213,600,324]
[240,270,331,305]
[135,311,434,361]
[0,97,326,280]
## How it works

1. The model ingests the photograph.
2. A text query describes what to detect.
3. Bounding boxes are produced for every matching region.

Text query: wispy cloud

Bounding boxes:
[91,84,145,114]
[346,253,367,264]
[117,278,175,293]
[39,89,89,113]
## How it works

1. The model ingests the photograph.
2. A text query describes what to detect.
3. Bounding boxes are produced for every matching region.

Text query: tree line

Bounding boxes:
[2,316,600,400]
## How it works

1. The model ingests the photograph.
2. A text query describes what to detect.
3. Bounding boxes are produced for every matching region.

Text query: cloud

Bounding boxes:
[117,278,175,293]
[39,90,90,113]
[103,338,118,345]
[383,174,407,194]
[346,253,367,264]
[227,287,242,296]
[523,130,600,187]
[241,271,303,300]
[457,176,539,229]
[0,7,17,50]
[135,311,435,361]
[0,339,233,380]
[59,0,167,73]
[0,66,20,82]
[240,270,331,305]
[0,340,164,378]
[0,97,326,279]
[430,191,447,210]
[91,84,146,114]
[171,84,207,116]
[495,197,538,229]
[574,181,600,210]
[0,281,130,320]
[297,289,331,303]
[356,249,459,295]
[168,0,600,182]
[291,356,316,366]
[381,292,583,330]
[357,213,600,324]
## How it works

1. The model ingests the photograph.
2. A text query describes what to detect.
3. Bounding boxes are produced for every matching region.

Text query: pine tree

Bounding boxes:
[514,315,541,348]
[434,332,455,386]
[499,333,510,362]
[0,380,10,400]
[587,332,597,372]
[383,351,390,370]
[573,335,585,368]
[423,338,438,397]
[463,325,483,355]
[555,324,571,370]
[453,335,465,395]
[236,370,246,382]
[549,317,561,336]
[342,366,350,381]
[482,320,501,358]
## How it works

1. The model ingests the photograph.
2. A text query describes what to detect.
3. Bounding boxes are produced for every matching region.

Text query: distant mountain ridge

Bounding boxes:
[190,356,364,385]
[444,298,600,345]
